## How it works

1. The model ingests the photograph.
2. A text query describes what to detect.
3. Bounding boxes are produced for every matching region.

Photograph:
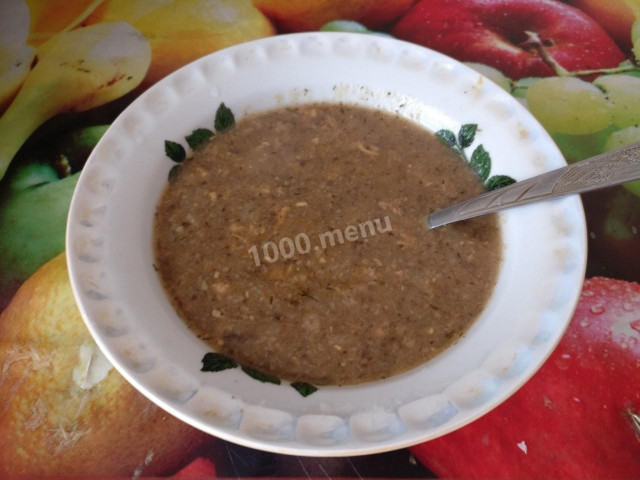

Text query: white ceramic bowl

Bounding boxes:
[66,33,587,456]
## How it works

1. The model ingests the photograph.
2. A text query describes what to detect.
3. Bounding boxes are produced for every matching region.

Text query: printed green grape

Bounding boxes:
[512,77,541,99]
[603,126,640,197]
[526,77,611,135]
[320,20,369,33]
[594,75,640,129]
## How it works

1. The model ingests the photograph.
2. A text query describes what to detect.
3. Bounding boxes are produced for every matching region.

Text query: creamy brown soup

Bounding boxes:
[154,103,502,385]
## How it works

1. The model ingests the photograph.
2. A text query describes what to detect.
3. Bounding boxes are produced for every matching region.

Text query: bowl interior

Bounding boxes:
[67,33,587,455]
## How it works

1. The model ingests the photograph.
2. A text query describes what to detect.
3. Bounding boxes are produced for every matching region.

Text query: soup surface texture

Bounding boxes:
[154,103,502,385]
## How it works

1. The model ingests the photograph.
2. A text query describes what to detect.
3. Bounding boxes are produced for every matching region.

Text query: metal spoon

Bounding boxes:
[428,142,640,229]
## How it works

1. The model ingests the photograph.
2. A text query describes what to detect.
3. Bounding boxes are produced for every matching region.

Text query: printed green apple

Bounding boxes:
[0,125,108,309]
[56,124,109,171]
[0,171,79,309]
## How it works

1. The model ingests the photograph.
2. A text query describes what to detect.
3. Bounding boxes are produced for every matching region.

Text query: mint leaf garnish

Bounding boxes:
[470,145,491,181]
[168,164,181,183]
[291,381,317,397]
[201,352,237,372]
[486,175,516,190]
[215,103,235,132]
[436,129,457,147]
[458,124,477,148]
[186,128,214,149]
[165,140,186,162]
[437,121,513,191]
[241,366,280,384]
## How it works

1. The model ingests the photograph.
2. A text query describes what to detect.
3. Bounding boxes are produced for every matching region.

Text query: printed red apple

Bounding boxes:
[411,277,640,479]
[393,0,626,80]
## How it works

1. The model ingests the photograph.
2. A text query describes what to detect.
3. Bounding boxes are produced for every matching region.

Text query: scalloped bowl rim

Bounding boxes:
[66,33,587,456]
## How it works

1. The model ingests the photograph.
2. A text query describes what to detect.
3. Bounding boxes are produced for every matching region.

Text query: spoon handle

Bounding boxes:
[428,141,640,229]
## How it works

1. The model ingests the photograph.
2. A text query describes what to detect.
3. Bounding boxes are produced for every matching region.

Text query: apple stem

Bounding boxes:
[522,31,570,77]
[52,155,72,178]
[564,64,640,77]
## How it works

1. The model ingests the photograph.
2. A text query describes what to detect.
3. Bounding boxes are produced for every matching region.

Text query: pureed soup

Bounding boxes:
[154,103,502,386]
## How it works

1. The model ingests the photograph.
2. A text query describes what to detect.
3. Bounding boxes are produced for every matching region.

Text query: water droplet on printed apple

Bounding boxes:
[590,304,605,315]
[630,319,640,334]
[554,359,569,370]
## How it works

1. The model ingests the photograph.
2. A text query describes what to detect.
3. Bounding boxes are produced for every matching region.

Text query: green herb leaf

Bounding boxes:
[165,140,186,162]
[241,366,280,384]
[201,352,237,372]
[435,129,457,147]
[168,164,181,183]
[470,145,491,181]
[291,381,318,397]
[215,103,235,132]
[458,124,477,148]
[486,175,516,191]
[186,128,214,149]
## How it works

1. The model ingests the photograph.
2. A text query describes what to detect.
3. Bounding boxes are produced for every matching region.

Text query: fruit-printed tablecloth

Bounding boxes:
[0,0,638,478]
